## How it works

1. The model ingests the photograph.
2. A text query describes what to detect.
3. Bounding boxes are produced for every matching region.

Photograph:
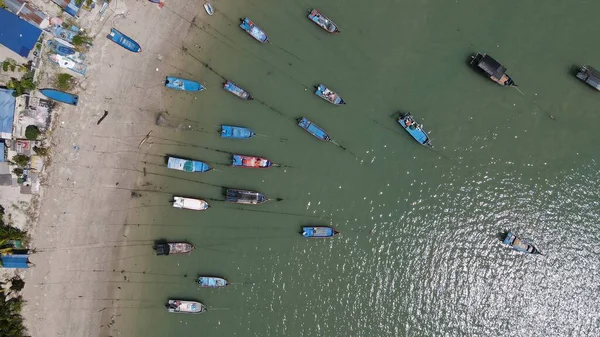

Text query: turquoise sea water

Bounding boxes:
[115,0,600,336]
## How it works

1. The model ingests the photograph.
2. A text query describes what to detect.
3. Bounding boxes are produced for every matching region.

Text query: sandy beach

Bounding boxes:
[21,0,215,335]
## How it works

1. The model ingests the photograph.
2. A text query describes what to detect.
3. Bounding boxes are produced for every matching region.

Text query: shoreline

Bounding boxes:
[21,1,216,335]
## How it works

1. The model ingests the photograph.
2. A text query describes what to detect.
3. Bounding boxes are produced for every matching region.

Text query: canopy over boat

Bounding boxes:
[302,226,339,238]
[223,80,253,100]
[315,84,345,105]
[166,300,206,314]
[297,117,331,142]
[470,53,516,86]
[173,196,209,210]
[167,157,212,172]
[240,18,269,43]
[503,232,542,255]
[397,113,431,146]
[220,125,255,139]
[576,65,600,91]
[107,28,142,53]
[154,242,194,255]
[232,154,272,168]
[197,276,228,288]
[226,188,267,205]
[165,76,205,92]
[39,88,79,105]
[308,9,340,33]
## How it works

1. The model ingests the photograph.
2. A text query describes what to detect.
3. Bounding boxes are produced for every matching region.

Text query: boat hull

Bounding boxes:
[502,232,541,255]
[470,53,515,87]
[240,18,269,43]
[220,125,255,139]
[302,226,339,238]
[166,300,206,314]
[308,9,339,33]
[297,117,331,142]
[223,80,253,100]
[204,3,214,15]
[197,276,228,288]
[232,154,272,168]
[167,157,212,172]
[225,188,267,205]
[39,89,79,106]
[165,76,204,92]
[154,242,194,255]
[397,113,431,146]
[107,28,142,53]
[576,65,600,91]
[173,196,209,211]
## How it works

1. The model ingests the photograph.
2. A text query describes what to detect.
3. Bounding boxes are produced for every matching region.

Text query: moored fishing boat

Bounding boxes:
[297,117,331,142]
[165,76,205,92]
[302,226,339,238]
[308,9,340,33]
[397,113,432,146]
[107,28,142,53]
[470,53,516,87]
[39,88,79,106]
[576,65,600,91]
[502,232,542,255]
[232,154,272,168]
[220,125,256,139]
[204,2,214,15]
[315,84,345,105]
[239,18,269,43]
[154,242,194,255]
[172,196,209,211]
[167,156,212,172]
[166,300,206,314]
[223,80,254,100]
[197,276,228,288]
[225,188,267,205]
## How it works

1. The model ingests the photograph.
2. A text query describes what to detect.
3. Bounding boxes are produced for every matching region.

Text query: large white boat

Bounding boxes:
[172,196,209,211]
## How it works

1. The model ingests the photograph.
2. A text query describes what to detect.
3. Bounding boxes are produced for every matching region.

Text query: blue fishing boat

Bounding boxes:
[502,232,542,255]
[302,226,339,238]
[297,117,331,142]
[226,188,267,205]
[39,88,79,106]
[107,28,142,53]
[397,113,432,146]
[165,76,205,92]
[220,125,255,139]
[223,80,254,100]
[47,40,86,63]
[308,9,340,33]
[239,18,269,43]
[315,84,345,105]
[232,154,272,169]
[197,276,228,288]
[167,156,212,172]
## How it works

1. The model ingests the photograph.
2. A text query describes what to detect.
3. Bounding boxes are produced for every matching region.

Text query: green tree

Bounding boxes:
[12,168,23,176]
[72,34,93,46]
[25,125,40,140]
[11,154,29,167]
[33,146,49,156]
[55,73,74,91]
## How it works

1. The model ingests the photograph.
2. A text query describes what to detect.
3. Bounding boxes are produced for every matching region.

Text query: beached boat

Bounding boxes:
[47,39,85,63]
[240,18,269,43]
[166,300,206,314]
[204,2,214,15]
[314,84,345,105]
[225,188,267,205]
[397,113,431,146]
[220,125,256,139]
[576,65,600,91]
[223,80,254,100]
[167,156,212,172]
[107,28,142,53]
[39,88,79,106]
[470,53,516,87]
[502,232,542,255]
[165,76,205,92]
[308,9,340,33]
[48,54,87,76]
[232,154,272,169]
[197,276,228,288]
[154,242,194,255]
[297,117,331,142]
[148,0,165,8]
[172,196,209,211]
[302,226,339,238]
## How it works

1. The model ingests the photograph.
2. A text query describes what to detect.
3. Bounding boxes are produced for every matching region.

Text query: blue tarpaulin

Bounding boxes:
[0,8,42,58]
[0,141,5,162]
[1,254,30,268]
[0,89,16,139]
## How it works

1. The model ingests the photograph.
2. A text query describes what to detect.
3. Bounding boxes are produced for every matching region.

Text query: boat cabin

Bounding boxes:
[471,53,515,86]
[576,65,600,91]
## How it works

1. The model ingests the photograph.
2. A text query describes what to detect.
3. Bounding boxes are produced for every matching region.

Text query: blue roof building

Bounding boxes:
[0,88,16,139]
[0,8,42,58]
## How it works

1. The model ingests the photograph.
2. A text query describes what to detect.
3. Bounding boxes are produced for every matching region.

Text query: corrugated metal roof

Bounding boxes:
[51,0,81,17]
[3,0,49,28]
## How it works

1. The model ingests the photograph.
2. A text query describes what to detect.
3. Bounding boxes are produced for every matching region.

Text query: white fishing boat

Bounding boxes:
[173,196,209,211]
[48,54,87,75]
[204,2,214,15]
[166,300,206,314]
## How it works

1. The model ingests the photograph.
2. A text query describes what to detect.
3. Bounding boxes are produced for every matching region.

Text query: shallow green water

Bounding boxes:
[118,0,600,336]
